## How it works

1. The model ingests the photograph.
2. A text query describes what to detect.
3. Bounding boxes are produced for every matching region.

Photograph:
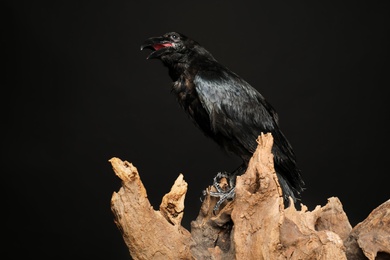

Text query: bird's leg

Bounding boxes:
[211,172,235,193]
[208,164,246,213]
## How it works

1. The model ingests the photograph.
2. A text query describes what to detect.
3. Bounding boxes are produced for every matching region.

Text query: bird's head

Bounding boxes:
[140,32,194,61]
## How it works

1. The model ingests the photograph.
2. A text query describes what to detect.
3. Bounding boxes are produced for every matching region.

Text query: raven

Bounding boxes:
[141,32,305,209]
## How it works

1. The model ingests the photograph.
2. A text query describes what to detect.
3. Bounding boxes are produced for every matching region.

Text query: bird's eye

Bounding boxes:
[171,34,178,40]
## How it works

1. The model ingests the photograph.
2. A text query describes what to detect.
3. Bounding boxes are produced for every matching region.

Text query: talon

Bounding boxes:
[211,187,236,213]
[209,171,237,212]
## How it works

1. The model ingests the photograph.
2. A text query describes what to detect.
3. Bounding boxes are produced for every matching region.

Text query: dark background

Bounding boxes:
[5,1,389,259]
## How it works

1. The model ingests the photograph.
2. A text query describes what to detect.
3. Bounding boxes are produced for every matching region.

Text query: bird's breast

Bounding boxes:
[172,75,198,113]
[171,75,213,134]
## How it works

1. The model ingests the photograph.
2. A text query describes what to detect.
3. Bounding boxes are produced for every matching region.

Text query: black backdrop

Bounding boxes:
[5,1,390,259]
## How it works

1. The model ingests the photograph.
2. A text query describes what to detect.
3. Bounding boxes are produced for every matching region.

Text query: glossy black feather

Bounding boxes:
[141,32,305,201]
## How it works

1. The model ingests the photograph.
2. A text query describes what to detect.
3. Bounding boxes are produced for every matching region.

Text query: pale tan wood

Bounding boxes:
[110,158,192,260]
[110,133,390,260]
[345,199,390,260]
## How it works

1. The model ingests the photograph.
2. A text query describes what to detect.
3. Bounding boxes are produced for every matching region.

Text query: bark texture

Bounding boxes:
[110,133,390,260]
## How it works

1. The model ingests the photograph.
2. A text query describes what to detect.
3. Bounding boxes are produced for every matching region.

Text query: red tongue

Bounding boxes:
[153,43,173,50]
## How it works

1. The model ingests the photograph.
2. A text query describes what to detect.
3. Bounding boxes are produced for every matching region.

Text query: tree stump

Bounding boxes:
[110,133,390,259]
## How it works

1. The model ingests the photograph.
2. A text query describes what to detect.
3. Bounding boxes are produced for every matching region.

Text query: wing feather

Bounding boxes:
[194,66,304,193]
[194,67,278,153]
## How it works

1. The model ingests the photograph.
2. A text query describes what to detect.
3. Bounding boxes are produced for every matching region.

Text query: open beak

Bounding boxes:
[140,36,173,59]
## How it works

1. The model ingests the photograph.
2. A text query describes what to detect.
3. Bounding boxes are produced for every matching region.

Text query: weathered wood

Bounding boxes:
[110,158,192,260]
[344,199,390,260]
[109,133,390,259]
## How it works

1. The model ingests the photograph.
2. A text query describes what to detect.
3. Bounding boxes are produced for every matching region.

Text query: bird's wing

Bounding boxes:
[194,67,280,153]
[194,66,304,194]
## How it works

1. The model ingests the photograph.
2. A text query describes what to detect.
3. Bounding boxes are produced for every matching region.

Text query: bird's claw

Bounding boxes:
[209,172,236,213]
[210,187,236,213]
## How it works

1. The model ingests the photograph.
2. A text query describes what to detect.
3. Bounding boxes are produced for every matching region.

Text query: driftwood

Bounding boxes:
[109,133,390,260]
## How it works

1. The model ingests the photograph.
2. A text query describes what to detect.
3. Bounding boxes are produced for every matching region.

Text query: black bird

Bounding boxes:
[141,32,304,209]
